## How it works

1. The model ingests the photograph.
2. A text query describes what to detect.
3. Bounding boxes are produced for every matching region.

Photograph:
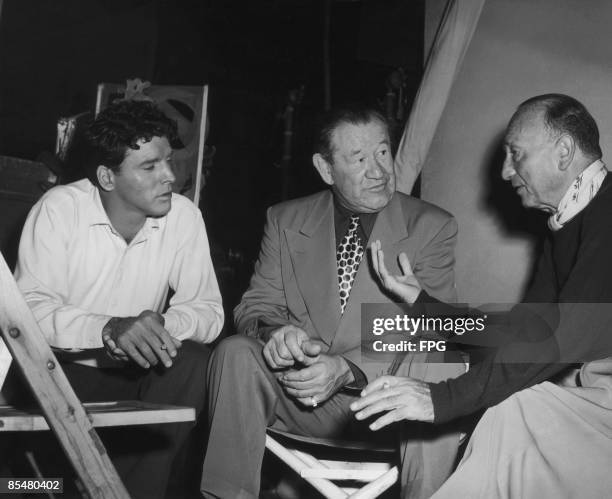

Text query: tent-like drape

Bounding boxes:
[394,0,486,194]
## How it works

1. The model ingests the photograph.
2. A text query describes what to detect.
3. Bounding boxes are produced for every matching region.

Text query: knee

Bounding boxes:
[180,340,212,360]
[211,334,262,364]
[171,340,211,378]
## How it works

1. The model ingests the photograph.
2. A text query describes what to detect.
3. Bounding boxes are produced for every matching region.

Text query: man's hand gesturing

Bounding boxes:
[371,240,422,304]
[102,310,181,369]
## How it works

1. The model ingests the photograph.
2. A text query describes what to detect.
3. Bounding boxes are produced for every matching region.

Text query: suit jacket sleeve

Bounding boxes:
[413,215,458,303]
[430,201,612,424]
[234,206,289,336]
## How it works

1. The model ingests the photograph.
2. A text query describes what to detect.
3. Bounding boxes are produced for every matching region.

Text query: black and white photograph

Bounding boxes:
[0,1,611,498]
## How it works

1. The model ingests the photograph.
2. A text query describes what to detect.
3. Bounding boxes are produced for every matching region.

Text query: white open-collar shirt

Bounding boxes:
[15,179,224,356]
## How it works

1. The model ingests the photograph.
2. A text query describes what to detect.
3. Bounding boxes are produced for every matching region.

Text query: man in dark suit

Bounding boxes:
[201,105,465,499]
[353,94,612,498]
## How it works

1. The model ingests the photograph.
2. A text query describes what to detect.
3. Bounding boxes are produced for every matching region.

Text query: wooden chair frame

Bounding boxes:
[0,251,195,498]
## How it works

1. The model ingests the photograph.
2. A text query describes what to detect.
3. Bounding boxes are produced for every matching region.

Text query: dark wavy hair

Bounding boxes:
[518,94,602,160]
[84,99,179,184]
[314,104,389,164]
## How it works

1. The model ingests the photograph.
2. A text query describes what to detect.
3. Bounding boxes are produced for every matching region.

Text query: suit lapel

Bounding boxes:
[369,193,410,250]
[285,191,341,344]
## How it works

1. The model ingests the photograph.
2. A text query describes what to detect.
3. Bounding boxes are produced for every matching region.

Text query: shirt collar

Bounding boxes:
[87,182,162,235]
[332,193,379,241]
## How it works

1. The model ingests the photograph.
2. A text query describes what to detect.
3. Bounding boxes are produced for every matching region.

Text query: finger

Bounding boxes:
[285,331,305,363]
[104,342,129,361]
[353,396,396,421]
[141,331,173,367]
[117,331,160,366]
[283,386,322,399]
[369,409,402,431]
[350,385,396,412]
[398,252,414,277]
[103,334,118,350]
[124,345,151,369]
[130,318,174,367]
[135,340,161,366]
[276,339,294,362]
[301,340,321,358]
[265,343,293,368]
[109,345,127,356]
[281,365,319,382]
[371,241,380,276]
[148,322,178,362]
[172,337,182,348]
[272,345,295,367]
[360,376,398,397]
[377,248,393,283]
[108,352,129,362]
[264,343,282,369]
[279,376,319,390]
[263,344,277,369]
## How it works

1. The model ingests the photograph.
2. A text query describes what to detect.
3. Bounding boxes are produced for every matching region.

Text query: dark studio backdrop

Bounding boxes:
[0,0,425,330]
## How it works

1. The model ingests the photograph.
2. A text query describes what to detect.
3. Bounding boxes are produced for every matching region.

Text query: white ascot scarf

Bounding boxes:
[548,159,608,231]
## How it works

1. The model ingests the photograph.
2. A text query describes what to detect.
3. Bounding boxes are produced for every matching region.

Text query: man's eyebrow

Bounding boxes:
[137,151,173,167]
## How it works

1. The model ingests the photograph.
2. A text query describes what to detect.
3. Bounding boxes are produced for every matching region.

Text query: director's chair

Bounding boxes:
[265,428,399,499]
[0,251,196,498]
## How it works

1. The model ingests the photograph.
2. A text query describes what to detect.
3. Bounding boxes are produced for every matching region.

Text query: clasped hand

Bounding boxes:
[263,325,351,407]
[102,310,181,369]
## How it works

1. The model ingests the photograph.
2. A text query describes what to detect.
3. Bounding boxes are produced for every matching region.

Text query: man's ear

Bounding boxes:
[312,153,334,186]
[556,134,575,171]
[96,165,116,192]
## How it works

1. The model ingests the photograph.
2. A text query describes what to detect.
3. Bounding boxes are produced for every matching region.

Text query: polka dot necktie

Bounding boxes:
[337,214,364,314]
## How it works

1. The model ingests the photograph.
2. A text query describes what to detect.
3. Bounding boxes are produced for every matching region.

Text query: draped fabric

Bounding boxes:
[394,0,486,194]
[431,359,612,499]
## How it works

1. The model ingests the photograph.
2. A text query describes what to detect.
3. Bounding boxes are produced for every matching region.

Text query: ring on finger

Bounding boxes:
[160,344,167,350]
[311,396,318,408]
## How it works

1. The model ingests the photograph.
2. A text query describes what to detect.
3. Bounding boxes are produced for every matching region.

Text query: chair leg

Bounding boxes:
[265,435,348,499]
[347,467,398,499]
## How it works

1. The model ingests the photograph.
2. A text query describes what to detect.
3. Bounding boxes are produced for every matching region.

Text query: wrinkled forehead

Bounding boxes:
[330,118,389,154]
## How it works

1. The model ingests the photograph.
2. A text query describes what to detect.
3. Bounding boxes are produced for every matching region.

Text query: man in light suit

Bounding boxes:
[201,105,464,499]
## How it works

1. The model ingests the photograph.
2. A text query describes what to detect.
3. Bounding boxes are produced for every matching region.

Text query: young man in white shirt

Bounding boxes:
[14,99,223,499]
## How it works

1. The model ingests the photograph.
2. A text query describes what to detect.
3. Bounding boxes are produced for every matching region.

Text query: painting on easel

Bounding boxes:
[96,79,209,205]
